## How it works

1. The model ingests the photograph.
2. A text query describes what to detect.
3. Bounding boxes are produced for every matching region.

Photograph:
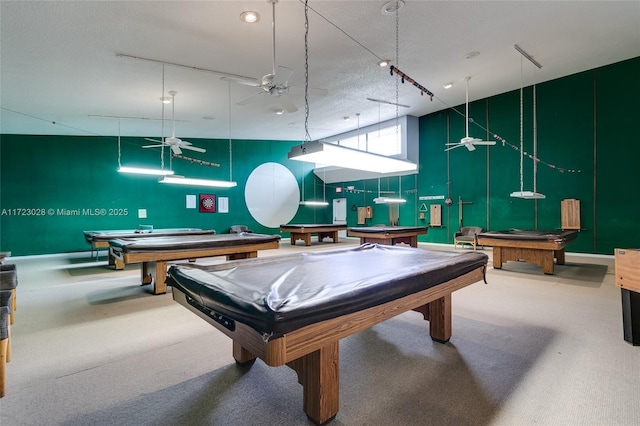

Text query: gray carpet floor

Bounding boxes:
[1,240,638,426]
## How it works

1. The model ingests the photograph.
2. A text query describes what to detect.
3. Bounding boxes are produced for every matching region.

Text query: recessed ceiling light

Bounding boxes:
[443,83,453,89]
[275,109,284,115]
[160,97,171,104]
[381,0,405,16]
[465,51,480,60]
[377,59,391,67]
[240,11,260,23]
[343,116,350,121]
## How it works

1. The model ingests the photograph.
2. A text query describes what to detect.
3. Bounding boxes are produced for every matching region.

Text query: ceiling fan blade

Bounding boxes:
[237,91,264,106]
[142,144,164,149]
[171,145,182,155]
[444,144,464,152]
[279,98,298,113]
[181,145,206,153]
[273,66,294,85]
[220,75,261,87]
[472,141,497,146]
[466,144,477,151]
[144,138,163,143]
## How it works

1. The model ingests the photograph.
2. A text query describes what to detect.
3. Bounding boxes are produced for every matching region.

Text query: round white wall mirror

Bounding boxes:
[244,162,299,228]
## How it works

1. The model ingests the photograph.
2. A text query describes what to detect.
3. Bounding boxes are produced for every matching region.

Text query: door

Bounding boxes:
[333,198,347,237]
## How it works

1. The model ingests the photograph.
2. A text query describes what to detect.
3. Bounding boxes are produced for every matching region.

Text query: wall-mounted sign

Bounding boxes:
[419,195,445,201]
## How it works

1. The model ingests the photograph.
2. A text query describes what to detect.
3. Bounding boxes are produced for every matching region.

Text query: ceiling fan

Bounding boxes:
[445,77,496,152]
[142,91,206,155]
[223,0,327,113]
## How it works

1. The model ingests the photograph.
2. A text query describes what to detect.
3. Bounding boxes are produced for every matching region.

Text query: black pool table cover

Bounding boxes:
[477,229,578,243]
[109,233,281,253]
[84,228,215,244]
[167,244,488,337]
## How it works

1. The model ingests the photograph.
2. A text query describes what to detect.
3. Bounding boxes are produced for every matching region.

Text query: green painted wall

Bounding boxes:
[1,57,638,256]
[326,57,639,255]
[0,135,325,255]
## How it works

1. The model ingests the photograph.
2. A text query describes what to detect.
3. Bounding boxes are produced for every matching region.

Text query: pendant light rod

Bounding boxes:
[514,44,542,69]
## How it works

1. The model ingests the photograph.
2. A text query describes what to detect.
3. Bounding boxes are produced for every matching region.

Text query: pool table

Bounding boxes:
[477,229,578,275]
[347,225,427,248]
[108,233,280,294]
[84,228,216,262]
[167,244,488,424]
[280,224,347,246]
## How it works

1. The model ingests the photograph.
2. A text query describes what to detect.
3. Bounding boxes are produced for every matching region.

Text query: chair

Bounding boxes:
[229,225,253,234]
[0,290,12,398]
[454,226,483,250]
[0,265,17,324]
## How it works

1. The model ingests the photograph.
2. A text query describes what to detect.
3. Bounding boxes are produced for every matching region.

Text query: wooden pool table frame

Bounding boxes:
[172,265,485,424]
[109,240,279,295]
[280,224,346,246]
[347,227,427,248]
[477,233,574,275]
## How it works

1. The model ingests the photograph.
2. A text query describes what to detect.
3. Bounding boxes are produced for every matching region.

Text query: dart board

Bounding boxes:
[199,194,216,213]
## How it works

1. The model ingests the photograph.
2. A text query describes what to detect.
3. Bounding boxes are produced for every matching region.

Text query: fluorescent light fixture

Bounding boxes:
[443,82,453,89]
[118,166,174,176]
[374,197,406,204]
[510,191,546,199]
[159,175,237,188]
[299,200,329,206]
[288,141,417,174]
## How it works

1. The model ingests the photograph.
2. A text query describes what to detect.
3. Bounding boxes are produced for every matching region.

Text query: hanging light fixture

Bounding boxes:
[510,47,545,199]
[119,66,174,176]
[116,117,174,176]
[158,175,236,188]
[158,76,238,188]
[373,5,407,205]
[373,176,406,204]
[289,0,416,175]
[289,142,417,174]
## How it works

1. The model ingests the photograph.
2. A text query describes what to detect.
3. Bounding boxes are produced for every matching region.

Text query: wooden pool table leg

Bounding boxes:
[427,295,452,343]
[287,341,340,425]
[492,247,503,269]
[555,249,566,265]
[414,295,453,343]
[227,251,257,260]
[233,341,257,365]
[541,251,555,275]
[146,261,167,295]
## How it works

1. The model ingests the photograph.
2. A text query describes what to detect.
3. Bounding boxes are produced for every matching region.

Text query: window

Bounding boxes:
[334,123,401,156]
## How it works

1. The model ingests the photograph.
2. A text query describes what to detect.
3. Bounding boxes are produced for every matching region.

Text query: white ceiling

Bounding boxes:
[1,1,639,142]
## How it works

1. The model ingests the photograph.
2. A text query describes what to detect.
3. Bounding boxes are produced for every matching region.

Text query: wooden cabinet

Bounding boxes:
[430,204,442,227]
[561,199,580,230]
[615,248,640,293]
